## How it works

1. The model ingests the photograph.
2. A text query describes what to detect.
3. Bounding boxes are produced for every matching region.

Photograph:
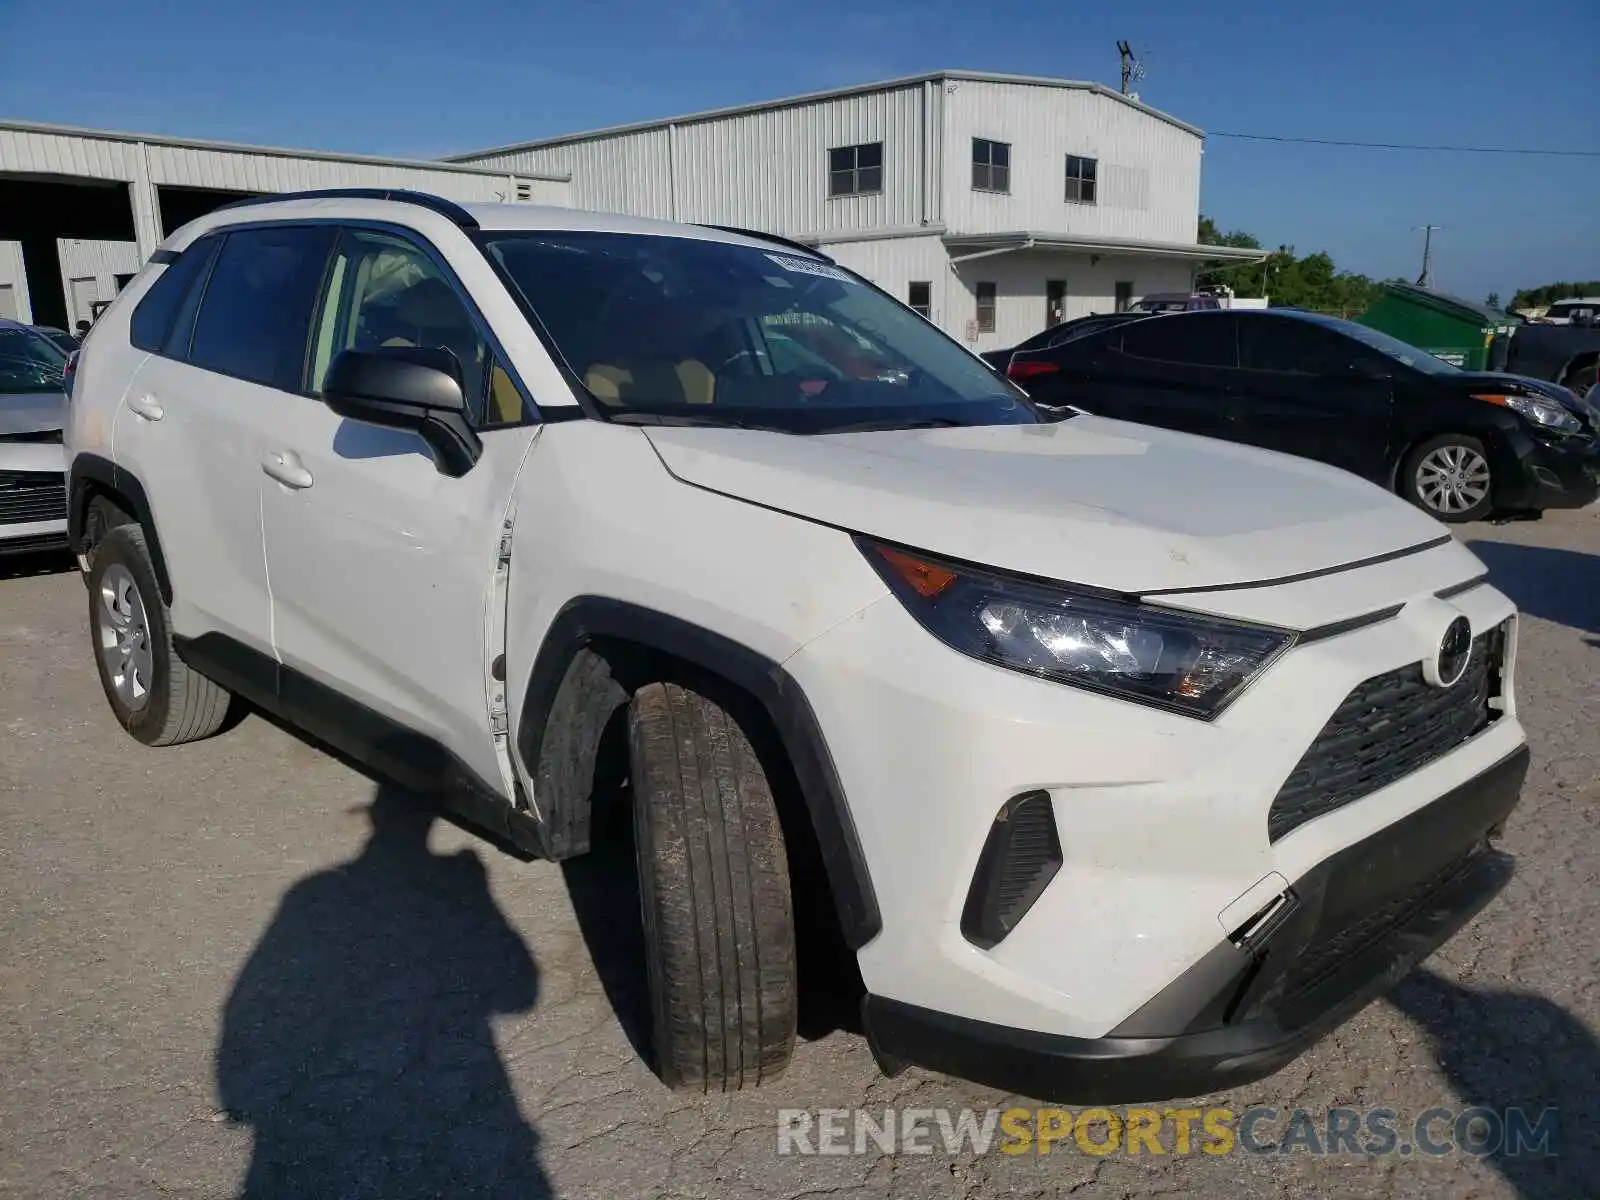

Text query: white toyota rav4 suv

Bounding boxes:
[66,190,1528,1102]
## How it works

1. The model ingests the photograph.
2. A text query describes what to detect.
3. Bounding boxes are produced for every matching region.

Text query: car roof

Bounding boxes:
[1548,297,1600,305]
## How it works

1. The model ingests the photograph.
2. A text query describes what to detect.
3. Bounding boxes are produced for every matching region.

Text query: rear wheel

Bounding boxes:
[628,681,797,1091]
[87,523,233,745]
[1402,434,1494,523]
[1564,362,1598,398]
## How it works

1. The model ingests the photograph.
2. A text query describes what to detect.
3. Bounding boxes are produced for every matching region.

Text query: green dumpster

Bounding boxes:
[1355,283,1517,371]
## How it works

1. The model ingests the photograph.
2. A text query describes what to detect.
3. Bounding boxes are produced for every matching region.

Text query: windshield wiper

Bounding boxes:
[606,411,776,431]
[818,417,965,434]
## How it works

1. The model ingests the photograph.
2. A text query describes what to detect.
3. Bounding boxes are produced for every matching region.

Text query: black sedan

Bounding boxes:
[1006,309,1600,522]
[979,312,1148,372]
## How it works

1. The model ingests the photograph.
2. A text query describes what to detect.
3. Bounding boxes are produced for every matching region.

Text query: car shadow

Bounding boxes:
[1388,967,1597,1199]
[216,784,552,1199]
[1466,538,1600,636]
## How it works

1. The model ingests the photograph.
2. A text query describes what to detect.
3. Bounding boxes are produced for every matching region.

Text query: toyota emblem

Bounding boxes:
[1435,616,1472,688]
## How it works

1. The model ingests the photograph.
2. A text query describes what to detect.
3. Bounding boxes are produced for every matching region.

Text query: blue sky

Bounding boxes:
[2,0,1595,302]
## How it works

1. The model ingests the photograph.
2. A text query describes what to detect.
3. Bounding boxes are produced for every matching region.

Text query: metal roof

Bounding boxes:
[0,119,569,181]
[942,230,1268,263]
[445,70,1204,161]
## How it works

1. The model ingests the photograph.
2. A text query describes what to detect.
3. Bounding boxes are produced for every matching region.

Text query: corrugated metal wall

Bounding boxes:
[462,84,928,237]
[463,131,674,218]
[941,81,1202,243]
[142,143,565,204]
[821,240,1194,352]
[672,86,924,235]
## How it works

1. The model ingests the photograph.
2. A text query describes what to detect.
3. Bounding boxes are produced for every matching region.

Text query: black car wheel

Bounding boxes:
[1402,434,1494,523]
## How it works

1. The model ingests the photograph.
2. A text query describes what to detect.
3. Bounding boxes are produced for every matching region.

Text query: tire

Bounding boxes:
[87,522,232,746]
[628,681,797,1091]
[78,494,132,576]
[1564,362,1598,398]
[1401,433,1495,523]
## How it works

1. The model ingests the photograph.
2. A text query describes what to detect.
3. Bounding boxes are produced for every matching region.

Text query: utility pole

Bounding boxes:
[1415,225,1440,289]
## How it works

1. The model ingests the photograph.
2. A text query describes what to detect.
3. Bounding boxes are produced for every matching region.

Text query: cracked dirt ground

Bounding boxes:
[1,509,1595,1199]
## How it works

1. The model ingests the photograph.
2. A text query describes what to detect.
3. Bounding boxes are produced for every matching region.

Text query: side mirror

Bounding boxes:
[322,348,481,477]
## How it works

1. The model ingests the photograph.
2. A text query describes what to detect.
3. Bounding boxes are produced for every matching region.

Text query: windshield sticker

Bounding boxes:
[765,253,856,283]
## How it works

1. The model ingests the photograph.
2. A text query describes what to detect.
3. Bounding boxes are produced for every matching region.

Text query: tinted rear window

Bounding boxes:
[189,226,335,391]
[1119,316,1236,368]
[129,239,218,353]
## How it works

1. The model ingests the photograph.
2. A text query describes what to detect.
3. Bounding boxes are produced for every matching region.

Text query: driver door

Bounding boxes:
[259,225,539,790]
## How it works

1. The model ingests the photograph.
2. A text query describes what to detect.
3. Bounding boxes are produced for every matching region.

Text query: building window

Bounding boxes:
[1065,154,1098,204]
[1114,281,1134,312]
[971,138,1010,193]
[975,281,997,332]
[908,281,932,319]
[1046,279,1067,327]
[829,142,883,197]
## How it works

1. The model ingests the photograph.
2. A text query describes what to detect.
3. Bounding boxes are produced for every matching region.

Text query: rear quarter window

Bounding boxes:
[129,238,220,354]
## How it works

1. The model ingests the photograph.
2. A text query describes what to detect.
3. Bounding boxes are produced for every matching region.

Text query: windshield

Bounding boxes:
[481,231,1038,433]
[1312,315,1462,376]
[0,327,68,394]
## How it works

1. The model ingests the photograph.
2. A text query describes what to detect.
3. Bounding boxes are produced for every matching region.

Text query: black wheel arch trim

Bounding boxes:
[518,596,883,950]
[68,454,174,603]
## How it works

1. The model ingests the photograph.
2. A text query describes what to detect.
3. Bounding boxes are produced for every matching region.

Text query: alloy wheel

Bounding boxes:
[96,563,154,711]
[1415,445,1490,516]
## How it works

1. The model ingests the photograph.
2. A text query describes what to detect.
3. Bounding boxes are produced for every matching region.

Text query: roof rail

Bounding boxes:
[700,224,835,263]
[211,188,479,229]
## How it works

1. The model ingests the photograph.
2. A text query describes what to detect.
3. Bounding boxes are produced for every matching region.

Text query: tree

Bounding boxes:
[1485,292,1501,310]
[1195,216,1381,316]
[1508,281,1600,312]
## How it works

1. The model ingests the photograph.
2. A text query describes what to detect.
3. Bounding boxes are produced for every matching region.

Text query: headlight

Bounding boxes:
[1475,392,1581,433]
[859,539,1295,720]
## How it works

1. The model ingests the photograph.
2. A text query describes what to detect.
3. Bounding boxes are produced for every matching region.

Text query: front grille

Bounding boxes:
[1278,845,1484,1001]
[0,471,67,525]
[1268,623,1506,841]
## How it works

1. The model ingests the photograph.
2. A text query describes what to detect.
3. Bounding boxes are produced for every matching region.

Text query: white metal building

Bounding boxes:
[447,71,1264,351]
[0,121,569,328]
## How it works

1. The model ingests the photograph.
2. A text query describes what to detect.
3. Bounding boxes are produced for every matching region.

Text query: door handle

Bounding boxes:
[127,393,164,421]
[261,450,314,490]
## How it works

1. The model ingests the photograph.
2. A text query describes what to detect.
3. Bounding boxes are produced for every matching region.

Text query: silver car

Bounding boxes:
[0,319,69,555]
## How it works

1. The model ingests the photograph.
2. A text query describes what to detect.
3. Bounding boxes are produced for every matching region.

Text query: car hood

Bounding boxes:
[0,391,66,437]
[644,416,1450,595]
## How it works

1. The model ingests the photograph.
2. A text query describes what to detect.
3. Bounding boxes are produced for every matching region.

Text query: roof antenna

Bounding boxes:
[1117,41,1145,98]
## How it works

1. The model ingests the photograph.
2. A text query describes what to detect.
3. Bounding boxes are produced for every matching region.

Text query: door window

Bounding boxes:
[310,228,521,426]
[1119,316,1236,368]
[1238,317,1353,375]
[189,226,337,391]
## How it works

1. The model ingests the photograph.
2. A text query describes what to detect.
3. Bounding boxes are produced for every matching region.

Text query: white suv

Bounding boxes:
[66,190,1529,1102]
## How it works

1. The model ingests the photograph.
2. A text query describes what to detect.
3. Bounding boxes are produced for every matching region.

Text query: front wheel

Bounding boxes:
[1401,434,1495,523]
[87,523,233,745]
[628,681,797,1091]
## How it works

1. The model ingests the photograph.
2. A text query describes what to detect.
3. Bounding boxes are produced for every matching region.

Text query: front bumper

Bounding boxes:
[1497,428,1600,511]
[0,517,69,555]
[862,745,1527,1102]
[787,539,1526,1048]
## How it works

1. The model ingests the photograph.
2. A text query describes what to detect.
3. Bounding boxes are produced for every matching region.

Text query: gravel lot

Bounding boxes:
[2,509,1595,1200]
